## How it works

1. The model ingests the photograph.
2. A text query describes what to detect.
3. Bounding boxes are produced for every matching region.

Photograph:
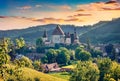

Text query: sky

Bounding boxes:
[0,0,120,30]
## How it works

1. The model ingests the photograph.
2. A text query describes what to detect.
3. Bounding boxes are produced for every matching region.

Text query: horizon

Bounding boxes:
[0,0,120,30]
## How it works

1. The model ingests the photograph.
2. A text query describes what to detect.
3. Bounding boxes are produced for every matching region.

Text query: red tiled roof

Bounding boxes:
[52,25,64,35]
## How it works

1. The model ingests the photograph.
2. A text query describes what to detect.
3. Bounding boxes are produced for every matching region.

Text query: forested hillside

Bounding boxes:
[79,18,120,44]
[0,18,120,44]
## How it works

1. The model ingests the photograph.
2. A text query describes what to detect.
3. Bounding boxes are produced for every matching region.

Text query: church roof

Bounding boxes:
[52,25,64,35]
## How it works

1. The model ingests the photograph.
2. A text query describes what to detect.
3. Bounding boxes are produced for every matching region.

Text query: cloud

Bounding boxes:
[17,6,32,10]
[68,13,92,18]
[102,7,120,10]
[76,1,120,11]
[34,17,64,23]
[47,5,71,11]
[0,16,8,18]
[65,18,80,22]
[105,0,118,4]
[1,1,120,30]
[0,16,42,30]
[35,17,82,22]
[35,5,42,8]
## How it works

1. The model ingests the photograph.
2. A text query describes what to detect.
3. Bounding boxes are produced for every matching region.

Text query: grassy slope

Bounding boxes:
[0,78,3,81]
[22,68,67,81]
[49,72,70,81]
[48,65,77,81]
[0,67,67,81]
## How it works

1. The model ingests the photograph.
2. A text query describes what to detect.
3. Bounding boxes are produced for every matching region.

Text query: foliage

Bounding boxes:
[69,50,75,60]
[34,77,40,81]
[36,37,45,53]
[46,49,57,63]
[75,46,83,60]
[75,47,91,61]
[97,58,112,81]
[105,44,114,54]
[33,60,42,71]
[109,62,120,81]
[105,44,118,61]
[78,50,91,61]
[14,56,33,68]
[5,65,24,81]
[0,39,11,81]
[90,48,103,58]
[70,61,100,81]
[42,47,71,65]
[56,47,70,65]
[15,37,25,49]
[80,18,120,44]
[41,55,48,63]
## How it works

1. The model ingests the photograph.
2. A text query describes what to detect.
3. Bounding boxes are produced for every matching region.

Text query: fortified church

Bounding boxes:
[42,25,80,46]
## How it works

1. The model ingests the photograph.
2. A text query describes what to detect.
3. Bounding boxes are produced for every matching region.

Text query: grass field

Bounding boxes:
[0,67,67,81]
[62,64,76,69]
[22,68,67,81]
[49,72,70,81]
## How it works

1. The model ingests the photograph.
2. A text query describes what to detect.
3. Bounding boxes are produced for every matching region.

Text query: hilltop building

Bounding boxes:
[52,25,65,44]
[42,25,80,46]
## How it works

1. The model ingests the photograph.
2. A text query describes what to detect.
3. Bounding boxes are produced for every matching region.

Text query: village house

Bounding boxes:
[42,63,61,72]
[42,63,72,73]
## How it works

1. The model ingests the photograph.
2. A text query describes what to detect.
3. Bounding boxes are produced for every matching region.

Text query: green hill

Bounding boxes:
[0,67,67,81]
[79,18,120,44]
[22,68,67,81]
[0,24,91,44]
[0,18,120,44]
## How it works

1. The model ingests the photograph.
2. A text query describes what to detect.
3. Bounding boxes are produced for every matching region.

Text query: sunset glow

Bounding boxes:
[0,0,120,30]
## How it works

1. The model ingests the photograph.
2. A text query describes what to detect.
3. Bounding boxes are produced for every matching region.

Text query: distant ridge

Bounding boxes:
[79,18,120,44]
[0,18,120,44]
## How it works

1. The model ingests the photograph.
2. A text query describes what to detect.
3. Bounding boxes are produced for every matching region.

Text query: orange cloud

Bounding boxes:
[34,18,64,23]
[76,1,120,11]
[1,1,120,30]
[65,18,80,22]
[47,5,71,11]
[68,13,92,18]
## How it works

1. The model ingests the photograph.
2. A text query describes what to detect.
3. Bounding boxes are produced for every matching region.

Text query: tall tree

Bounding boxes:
[46,49,57,63]
[97,58,112,81]
[75,46,83,60]
[75,46,91,61]
[86,38,91,51]
[36,37,45,53]
[70,61,100,81]
[0,38,11,80]
[15,37,25,49]
[57,47,70,65]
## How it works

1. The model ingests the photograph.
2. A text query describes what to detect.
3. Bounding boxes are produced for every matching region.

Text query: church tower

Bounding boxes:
[73,28,79,44]
[65,32,71,45]
[42,29,48,42]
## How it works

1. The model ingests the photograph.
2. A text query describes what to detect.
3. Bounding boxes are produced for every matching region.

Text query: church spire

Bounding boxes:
[43,29,47,38]
[74,28,77,39]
